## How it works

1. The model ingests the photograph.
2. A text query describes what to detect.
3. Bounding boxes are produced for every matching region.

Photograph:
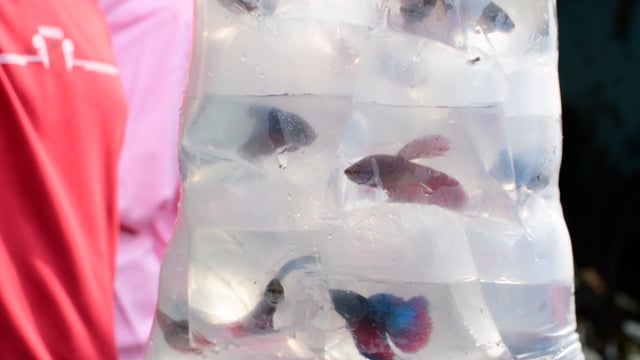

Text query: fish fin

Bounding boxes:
[373,295,432,353]
[396,134,451,160]
[156,310,189,338]
[361,349,396,360]
[267,109,286,148]
[274,254,317,280]
[192,330,215,348]
[387,182,432,204]
[156,310,213,353]
[428,184,469,211]
[352,324,396,360]
[275,110,317,146]
[228,323,245,337]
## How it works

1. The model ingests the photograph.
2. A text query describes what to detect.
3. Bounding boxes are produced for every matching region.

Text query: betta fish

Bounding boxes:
[229,254,317,335]
[489,148,551,193]
[399,0,438,24]
[344,154,468,211]
[216,0,278,14]
[239,105,318,160]
[476,2,515,34]
[330,289,432,360]
[155,310,214,354]
[216,0,259,13]
[156,255,317,350]
[228,278,284,335]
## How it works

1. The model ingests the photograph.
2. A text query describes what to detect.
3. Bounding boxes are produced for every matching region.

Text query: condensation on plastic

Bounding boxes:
[146,1,584,359]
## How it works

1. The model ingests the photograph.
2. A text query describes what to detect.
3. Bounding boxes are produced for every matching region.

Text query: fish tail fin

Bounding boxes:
[274,254,318,280]
[386,296,432,353]
[396,134,451,160]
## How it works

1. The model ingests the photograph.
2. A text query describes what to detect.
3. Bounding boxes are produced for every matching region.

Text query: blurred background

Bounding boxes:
[557,0,640,358]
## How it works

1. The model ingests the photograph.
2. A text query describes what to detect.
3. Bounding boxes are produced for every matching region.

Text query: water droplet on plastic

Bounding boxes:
[454,35,465,47]
[277,151,288,169]
[240,53,247,62]
[327,233,333,240]
[286,193,293,200]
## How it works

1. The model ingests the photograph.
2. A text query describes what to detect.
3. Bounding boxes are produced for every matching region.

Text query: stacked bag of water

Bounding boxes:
[146,1,583,359]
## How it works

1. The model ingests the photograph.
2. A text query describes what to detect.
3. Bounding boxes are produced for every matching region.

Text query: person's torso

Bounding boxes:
[0,1,127,358]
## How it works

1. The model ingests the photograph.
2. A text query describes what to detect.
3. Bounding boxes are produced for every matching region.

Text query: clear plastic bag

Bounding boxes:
[146,1,583,359]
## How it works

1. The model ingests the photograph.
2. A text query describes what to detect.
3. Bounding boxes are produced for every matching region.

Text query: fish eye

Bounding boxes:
[272,288,283,295]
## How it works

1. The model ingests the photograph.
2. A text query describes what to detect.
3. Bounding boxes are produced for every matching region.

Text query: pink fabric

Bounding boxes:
[96,1,193,359]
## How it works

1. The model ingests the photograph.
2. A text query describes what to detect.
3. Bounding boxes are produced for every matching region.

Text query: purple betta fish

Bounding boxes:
[330,289,432,360]
[344,154,468,211]
[344,134,468,210]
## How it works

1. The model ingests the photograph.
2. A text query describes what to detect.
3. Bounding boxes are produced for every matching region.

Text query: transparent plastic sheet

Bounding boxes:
[146,1,584,359]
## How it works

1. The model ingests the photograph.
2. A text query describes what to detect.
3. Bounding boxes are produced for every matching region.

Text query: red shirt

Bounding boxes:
[0,1,127,359]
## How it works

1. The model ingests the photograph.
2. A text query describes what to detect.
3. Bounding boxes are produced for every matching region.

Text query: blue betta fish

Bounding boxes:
[477,2,515,33]
[330,289,432,360]
[399,0,438,23]
[239,105,317,160]
[489,148,551,193]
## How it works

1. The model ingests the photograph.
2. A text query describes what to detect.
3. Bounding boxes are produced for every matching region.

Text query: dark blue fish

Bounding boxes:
[399,0,438,23]
[477,2,515,33]
[216,0,259,13]
[239,105,317,160]
[216,0,278,14]
[330,289,432,360]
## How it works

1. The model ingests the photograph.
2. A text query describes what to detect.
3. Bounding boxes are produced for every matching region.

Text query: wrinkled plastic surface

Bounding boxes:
[146,0,583,359]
